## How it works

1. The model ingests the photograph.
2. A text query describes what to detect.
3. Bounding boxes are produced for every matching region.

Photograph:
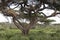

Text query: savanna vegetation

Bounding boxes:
[0,0,60,40]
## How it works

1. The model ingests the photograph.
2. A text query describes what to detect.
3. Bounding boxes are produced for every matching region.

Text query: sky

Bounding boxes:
[0,14,12,23]
[42,9,60,24]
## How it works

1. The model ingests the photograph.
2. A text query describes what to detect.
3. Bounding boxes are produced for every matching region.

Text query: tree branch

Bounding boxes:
[27,17,38,30]
[13,18,24,30]
[41,9,60,18]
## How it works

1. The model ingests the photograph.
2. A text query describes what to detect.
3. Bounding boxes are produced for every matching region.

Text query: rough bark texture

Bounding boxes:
[22,29,29,35]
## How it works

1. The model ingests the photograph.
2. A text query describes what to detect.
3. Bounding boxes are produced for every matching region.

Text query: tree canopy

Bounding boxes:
[0,0,60,35]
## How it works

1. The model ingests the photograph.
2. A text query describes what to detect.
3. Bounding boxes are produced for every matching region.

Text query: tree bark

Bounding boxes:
[22,29,29,35]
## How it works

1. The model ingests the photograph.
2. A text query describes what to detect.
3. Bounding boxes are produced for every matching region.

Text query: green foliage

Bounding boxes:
[0,25,60,40]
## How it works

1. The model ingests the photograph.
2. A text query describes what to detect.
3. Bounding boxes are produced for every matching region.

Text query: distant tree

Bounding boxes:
[0,0,60,35]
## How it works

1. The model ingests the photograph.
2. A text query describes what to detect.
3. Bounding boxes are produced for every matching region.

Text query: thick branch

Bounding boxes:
[13,18,24,30]
[2,9,18,17]
[27,17,38,30]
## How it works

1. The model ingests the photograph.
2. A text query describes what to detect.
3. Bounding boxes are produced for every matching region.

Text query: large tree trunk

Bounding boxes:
[13,18,30,35]
[13,17,37,35]
[22,29,29,35]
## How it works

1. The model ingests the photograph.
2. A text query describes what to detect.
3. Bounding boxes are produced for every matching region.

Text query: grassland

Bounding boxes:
[0,23,60,40]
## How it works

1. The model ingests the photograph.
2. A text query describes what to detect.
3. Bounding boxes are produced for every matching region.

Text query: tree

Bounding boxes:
[0,0,60,35]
